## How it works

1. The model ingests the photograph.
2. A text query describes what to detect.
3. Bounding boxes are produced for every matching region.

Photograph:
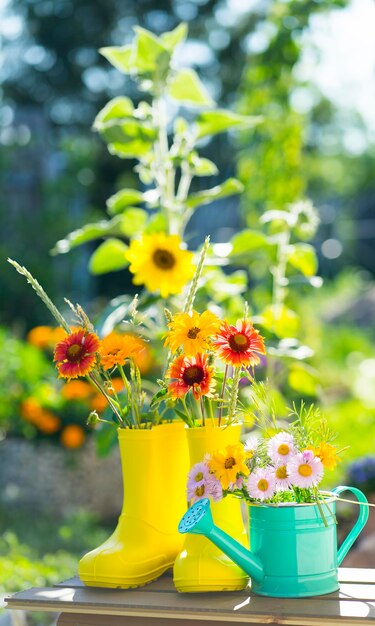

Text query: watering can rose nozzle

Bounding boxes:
[178,498,264,583]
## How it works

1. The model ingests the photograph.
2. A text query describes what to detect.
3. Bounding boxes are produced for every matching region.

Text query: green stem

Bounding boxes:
[183,235,210,314]
[218,364,229,426]
[181,395,194,428]
[200,396,205,427]
[227,367,242,425]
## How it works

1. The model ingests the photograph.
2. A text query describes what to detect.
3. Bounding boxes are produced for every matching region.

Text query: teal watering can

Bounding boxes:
[178,486,369,597]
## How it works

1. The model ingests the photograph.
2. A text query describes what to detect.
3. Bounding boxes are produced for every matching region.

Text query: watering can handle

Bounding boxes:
[332,485,369,566]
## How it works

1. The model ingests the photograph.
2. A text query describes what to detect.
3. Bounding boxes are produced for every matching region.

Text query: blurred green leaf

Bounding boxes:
[196,109,262,138]
[52,216,128,254]
[89,238,129,275]
[143,213,168,233]
[288,363,318,396]
[118,208,148,237]
[93,97,134,129]
[268,339,314,360]
[99,45,133,74]
[95,423,118,456]
[186,178,244,209]
[133,26,170,73]
[189,155,218,177]
[98,119,156,159]
[230,229,270,256]
[106,189,144,215]
[168,68,213,107]
[260,304,300,338]
[287,243,318,277]
[160,23,187,51]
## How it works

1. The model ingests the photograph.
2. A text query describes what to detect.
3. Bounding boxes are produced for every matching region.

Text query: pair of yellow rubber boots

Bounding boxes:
[79,422,248,592]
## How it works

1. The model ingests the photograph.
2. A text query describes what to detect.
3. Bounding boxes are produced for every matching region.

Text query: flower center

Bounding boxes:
[195,485,205,497]
[258,479,269,492]
[187,326,201,339]
[224,456,236,469]
[298,463,313,477]
[182,365,204,386]
[277,444,290,456]
[66,343,85,362]
[275,465,287,479]
[228,332,250,352]
[152,249,176,270]
[195,472,204,482]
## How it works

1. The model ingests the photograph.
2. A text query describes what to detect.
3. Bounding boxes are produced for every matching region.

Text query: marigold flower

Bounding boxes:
[167,353,215,400]
[213,319,266,367]
[309,442,339,470]
[61,380,92,401]
[164,310,221,356]
[60,424,86,449]
[99,332,141,371]
[126,233,195,298]
[54,329,100,380]
[208,444,250,490]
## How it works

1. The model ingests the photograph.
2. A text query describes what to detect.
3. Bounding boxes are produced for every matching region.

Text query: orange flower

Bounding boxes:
[213,319,266,367]
[90,393,108,413]
[61,380,92,401]
[130,336,153,374]
[21,397,43,422]
[54,329,100,379]
[167,353,215,400]
[36,410,61,434]
[60,424,86,449]
[99,332,142,371]
[27,326,54,349]
[309,442,339,470]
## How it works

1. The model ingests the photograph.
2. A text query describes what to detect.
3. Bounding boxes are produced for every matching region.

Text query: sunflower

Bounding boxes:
[99,332,141,371]
[213,319,266,367]
[54,329,100,380]
[164,310,221,356]
[167,353,215,400]
[208,444,250,490]
[126,233,195,298]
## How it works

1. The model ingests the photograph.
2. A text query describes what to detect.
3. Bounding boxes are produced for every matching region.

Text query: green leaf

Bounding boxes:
[93,97,134,129]
[89,238,129,275]
[51,216,128,254]
[99,45,133,74]
[144,213,168,233]
[168,68,213,107]
[186,178,244,210]
[118,208,148,237]
[287,243,318,277]
[98,119,156,159]
[189,155,218,177]
[288,364,318,396]
[259,304,300,339]
[133,26,169,73]
[196,109,262,138]
[230,229,270,256]
[160,23,188,51]
[95,423,118,457]
[106,189,144,215]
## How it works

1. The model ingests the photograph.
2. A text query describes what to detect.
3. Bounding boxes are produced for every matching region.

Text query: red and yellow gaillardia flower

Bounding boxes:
[54,329,100,379]
[164,310,221,356]
[208,444,250,490]
[99,332,142,371]
[126,233,195,298]
[167,352,215,400]
[213,319,266,367]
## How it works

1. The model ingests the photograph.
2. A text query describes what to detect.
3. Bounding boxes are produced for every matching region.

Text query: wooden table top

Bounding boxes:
[5,569,375,626]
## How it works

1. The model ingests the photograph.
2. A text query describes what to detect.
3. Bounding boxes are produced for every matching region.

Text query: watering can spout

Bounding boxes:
[178,498,264,583]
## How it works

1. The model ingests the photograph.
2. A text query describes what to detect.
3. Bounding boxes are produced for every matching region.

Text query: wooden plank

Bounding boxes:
[57,613,268,626]
[5,585,375,624]
[53,575,375,602]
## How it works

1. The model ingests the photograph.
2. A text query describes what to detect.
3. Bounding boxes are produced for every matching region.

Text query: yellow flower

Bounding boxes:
[208,444,250,490]
[126,233,195,298]
[99,332,141,371]
[310,442,339,470]
[164,310,221,356]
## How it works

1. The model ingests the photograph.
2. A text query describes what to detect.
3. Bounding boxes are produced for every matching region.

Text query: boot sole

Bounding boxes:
[174,581,249,593]
[80,563,173,589]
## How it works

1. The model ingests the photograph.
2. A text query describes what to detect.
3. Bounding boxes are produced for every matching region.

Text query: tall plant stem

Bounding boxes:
[218,364,229,427]
[88,372,126,428]
[200,396,205,427]
[183,235,210,314]
[228,367,242,424]
[153,96,177,235]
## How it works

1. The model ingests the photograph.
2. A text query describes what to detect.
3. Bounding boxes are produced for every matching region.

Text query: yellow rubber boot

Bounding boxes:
[79,422,189,588]
[174,423,249,592]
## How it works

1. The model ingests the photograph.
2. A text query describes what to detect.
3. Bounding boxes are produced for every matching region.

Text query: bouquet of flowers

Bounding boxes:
[186,393,344,512]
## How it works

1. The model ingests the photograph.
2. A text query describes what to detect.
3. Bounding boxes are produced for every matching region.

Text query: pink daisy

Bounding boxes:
[246,467,276,501]
[271,463,294,492]
[287,450,324,489]
[268,432,295,464]
[187,462,223,502]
